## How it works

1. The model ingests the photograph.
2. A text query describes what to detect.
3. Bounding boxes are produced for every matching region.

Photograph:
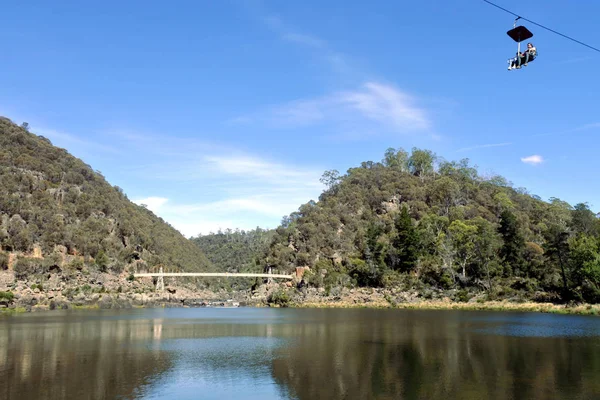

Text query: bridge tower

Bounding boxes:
[156,266,165,292]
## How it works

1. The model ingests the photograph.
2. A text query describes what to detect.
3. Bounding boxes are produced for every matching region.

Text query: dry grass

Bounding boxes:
[293,299,600,316]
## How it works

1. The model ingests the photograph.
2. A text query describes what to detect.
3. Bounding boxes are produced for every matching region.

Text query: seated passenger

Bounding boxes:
[508,43,537,70]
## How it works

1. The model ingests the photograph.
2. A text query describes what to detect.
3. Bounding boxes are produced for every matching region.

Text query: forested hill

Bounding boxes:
[262,147,600,303]
[191,227,275,273]
[0,117,212,276]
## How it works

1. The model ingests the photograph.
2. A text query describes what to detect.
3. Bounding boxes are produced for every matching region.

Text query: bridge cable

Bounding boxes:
[482,0,600,53]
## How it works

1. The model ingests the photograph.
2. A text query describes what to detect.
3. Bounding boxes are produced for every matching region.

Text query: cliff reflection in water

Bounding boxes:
[0,311,172,400]
[269,310,600,400]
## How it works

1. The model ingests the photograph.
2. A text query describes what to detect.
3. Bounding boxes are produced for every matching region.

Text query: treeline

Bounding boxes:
[0,117,213,277]
[261,147,600,303]
[191,227,275,273]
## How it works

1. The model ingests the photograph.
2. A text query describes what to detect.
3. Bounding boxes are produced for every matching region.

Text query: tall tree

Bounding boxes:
[320,170,341,190]
[498,210,525,275]
[363,221,387,282]
[388,206,420,273]
[408,148,436,181]
[471,217,502,289]
[448,220,478,279]
[571,203,598,236]
[544,198,574,299]
[568,234,600,300]
[545,225,571,300]
[430,176,461,216]
[383,147,409,172]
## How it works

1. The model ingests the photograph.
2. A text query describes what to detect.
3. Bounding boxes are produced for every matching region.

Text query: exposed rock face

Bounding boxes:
[381,195,401,214]
[0,268,253,312]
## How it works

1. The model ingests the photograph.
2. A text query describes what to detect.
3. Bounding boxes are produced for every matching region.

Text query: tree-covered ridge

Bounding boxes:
[0,117,212,275]
[263,147,600,303]
[191,227,275,274]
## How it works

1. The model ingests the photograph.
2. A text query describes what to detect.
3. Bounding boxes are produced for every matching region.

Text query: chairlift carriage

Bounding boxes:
[506,17,537,70]
[482,0,600,71]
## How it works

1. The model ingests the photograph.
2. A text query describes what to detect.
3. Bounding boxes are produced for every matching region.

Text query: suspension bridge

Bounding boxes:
[134,267,295,291]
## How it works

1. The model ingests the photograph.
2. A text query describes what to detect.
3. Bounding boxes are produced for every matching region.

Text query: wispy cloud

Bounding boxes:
[132,197,169,214]
[127,147,325,237]
[203,154,322,187]
[339,82,430,130]
[237,81,430,135]
[456,142,512,153]
[531,122,600,138]
[282,33,326,49]
[0,113,122,157]
[237,8,435,139]
[521,155,544,165]
[27,119,326,237]
[34,127,122,155]
[556,56,593,65]
[259,11,354,77]
[581,122,600,130]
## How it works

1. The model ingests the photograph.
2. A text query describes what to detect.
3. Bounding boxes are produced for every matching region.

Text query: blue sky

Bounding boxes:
[1,0,599,237]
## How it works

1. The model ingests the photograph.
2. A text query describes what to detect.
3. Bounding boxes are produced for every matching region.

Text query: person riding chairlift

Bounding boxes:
[508,42,537,70]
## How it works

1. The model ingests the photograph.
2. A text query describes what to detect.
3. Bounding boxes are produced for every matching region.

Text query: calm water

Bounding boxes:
[1,308,600,400]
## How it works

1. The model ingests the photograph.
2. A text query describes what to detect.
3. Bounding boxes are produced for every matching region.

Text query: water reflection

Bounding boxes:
[269,310,600,400]
[1,308,600,399]
[0,311,173,399]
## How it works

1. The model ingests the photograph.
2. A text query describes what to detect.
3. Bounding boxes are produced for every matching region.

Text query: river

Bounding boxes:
[1,307,600,399]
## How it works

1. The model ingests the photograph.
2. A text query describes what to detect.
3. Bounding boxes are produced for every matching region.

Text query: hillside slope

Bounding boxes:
[0,117,212,278]
[262,147,600,303]
[191,227,275,273]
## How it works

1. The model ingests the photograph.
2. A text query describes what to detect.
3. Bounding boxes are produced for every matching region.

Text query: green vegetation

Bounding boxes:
[191,227,275,289]
[0,291,14,302]
[30,284,43,291]
[0,251,8,270]
[267,289,291,307]
[0,116,214,280]
[192,227,274,272]
[4,113,600,307]
[261,147,600,304]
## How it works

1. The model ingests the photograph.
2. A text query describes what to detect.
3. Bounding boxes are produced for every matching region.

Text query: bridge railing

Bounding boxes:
[133,272,294,279]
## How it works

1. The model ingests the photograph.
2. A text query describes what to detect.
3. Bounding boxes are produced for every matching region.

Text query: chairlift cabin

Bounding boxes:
[506,18,537,70]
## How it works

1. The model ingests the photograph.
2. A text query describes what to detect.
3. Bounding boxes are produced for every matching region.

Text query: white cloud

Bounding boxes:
[203,154,323,187]
[243,11,432,136]
[132,197,168,214]
[269,98,328,127]
[521,155,544,165]
[127,150,325,238]
[142,195,299,238]
[456,142,512,152]
[243,81,430,134]
[338,82,429,130]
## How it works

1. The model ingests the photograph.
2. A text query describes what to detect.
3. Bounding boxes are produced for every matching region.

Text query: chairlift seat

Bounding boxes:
[507,26,533,43]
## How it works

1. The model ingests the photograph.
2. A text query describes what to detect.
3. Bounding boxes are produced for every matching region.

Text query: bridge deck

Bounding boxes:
[133,272,294,279]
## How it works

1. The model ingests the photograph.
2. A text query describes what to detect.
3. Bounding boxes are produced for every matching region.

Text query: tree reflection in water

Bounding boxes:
[269,309,600,400]
[0,313,172,400]
[2,308,600,400]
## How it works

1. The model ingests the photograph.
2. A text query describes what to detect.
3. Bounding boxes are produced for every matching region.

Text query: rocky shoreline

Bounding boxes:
[0,269,256,313]
[2,270,599,316]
